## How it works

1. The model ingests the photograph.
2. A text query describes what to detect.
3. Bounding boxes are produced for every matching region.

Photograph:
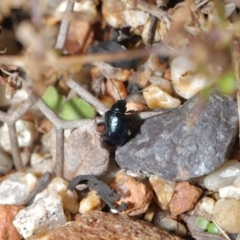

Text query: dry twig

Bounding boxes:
[7,123,23,170]
[55,0,75,50]
[67,79,109,115]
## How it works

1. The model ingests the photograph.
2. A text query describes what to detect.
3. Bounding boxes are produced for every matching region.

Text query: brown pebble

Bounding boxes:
[110,174,153,216]
[149,175,176,210]
[169,182,202,216]
[0,204,24,240]
[43,210,183,240]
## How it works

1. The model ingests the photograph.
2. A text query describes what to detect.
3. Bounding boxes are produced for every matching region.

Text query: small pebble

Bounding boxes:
[219,185,240,200]
[212,198,240,234]
[13,191,66,239]
[154,216,187,237]
[143,203,155,222]
[149,76,173,95]
[134,69,152,88]
[28,153,55,175]
[143,84,181,109]
[122,9,149,28]
[169,182,202,216]
[110,174,153,216]
[79,190,104,213]
[105,78,127,101]
[204,160,240,191]
[0,172,37,205]
[171,55,211,99]
[219,172,240,199]
[193,196,216,220]
[149,175,176,210]
[0,120,35,152]
[0,148,13,175]
[34,177,79,214]
[0,205,24,240]
[64,121,109,181]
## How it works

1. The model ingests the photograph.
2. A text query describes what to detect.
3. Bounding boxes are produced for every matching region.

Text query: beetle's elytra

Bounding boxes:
[103,100,128,147]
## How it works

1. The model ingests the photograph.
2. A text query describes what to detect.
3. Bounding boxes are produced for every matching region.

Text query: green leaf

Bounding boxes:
[196,218,210,230]
[42,86,64,111]
[207,223,219,234]
[218,71,237,94]
[59,97,96,120]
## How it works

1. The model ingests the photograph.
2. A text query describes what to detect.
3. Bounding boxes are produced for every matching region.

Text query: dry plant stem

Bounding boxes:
[67,79,109,115]
[37,98,93,129]
[7,123,23,170]
[37,98,94,177]
[0,44,183,69]
[3,92,36,124]
[55,128,64,177]
[8,93,37,124]
[136,0,168,20]
[146,15,158,47]
[211,220,231,240]
[55,0,75,50]
[0,92,37,170]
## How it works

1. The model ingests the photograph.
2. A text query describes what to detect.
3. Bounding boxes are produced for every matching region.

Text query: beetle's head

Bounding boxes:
[112,100,127,113]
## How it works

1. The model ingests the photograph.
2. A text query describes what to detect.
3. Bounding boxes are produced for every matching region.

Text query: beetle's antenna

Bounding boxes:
[110,79,122,100]
[125,90,148,101]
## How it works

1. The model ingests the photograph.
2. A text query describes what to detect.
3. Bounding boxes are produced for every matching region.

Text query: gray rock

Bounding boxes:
[64,121,109,181]
[116,91,238,181]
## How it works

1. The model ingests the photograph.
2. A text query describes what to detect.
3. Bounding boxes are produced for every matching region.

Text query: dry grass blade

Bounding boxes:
[211,220,231,240]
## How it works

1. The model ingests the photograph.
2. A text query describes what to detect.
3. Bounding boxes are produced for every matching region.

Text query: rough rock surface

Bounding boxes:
[116,91,238,181]
[212,198,240,234]
[169,182,202,216]
[40,210,183,240]
[110,174,153,216]
[64,121,109,181]
[0,205,24,240]
[203,160,240,191]
[13,191,66,239]
[149,175,176,210]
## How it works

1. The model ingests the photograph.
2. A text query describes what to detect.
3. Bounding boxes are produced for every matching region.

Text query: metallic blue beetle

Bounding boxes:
[103,100,128,147]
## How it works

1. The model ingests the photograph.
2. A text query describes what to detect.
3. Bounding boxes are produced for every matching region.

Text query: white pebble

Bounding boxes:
[13,191,66,239]
[219,185,240,199]
[0,120,35,152]
[0,172,37,205]
[171,56,212,99]
[122,9,149,28]
[203,160,240,191]
[193,196,216,219]
[0,148,13,175]
[143,84,181,109]
[34,177,79,214]
[79,190,104,213]
[28,153,55,175]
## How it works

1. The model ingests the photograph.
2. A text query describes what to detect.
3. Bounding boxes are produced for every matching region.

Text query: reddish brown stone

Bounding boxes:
[169,182,202,216]
[42,210,183,240]
[0,205,24,240]
[110,174,153,216]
